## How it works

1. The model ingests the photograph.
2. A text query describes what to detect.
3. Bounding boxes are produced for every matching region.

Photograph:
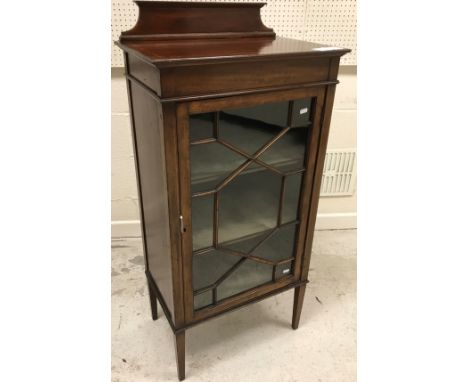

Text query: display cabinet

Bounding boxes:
[116,1,350,379]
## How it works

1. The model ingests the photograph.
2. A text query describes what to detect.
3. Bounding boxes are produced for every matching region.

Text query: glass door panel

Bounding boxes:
[218,169,281,243]
[189,98,313,310]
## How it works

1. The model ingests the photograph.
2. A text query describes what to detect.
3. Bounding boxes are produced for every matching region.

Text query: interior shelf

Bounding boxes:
[191,168,303,251]
[192,222,298,310]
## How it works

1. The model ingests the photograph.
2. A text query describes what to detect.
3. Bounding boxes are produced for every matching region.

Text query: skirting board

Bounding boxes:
[111,220,142,238]
[111,213,357,238]
[314,212,357,230]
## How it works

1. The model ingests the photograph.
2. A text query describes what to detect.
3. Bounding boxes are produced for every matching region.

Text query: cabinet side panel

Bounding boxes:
[130,81,174,316]
[128,54,162,95]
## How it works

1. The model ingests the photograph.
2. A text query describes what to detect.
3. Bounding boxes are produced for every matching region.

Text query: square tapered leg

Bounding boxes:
[174,331,185,381]
[292,285,306,329]
[147,280,158,321]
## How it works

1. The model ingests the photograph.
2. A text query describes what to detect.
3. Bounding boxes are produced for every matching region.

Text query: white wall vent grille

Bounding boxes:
[320,149,356,196]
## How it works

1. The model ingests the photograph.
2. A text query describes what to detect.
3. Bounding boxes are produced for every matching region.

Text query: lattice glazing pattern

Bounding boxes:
[111,0,356,66]
[189,99,313,310]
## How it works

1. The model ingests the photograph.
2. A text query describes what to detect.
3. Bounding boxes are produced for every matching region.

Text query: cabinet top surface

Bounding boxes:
[118,37,350,66]
[116,1,350,67]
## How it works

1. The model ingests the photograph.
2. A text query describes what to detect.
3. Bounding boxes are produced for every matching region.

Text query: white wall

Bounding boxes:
[317,66,357,229]
[111,65,356,237]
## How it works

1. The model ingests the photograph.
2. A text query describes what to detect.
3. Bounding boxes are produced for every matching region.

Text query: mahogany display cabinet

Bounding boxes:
[116,1,350,380]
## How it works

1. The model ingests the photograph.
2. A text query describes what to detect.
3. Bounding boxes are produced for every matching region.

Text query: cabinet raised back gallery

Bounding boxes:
[117,1,350,380]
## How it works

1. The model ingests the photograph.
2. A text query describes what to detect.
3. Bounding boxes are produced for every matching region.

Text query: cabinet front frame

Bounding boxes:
[176,86,327,323]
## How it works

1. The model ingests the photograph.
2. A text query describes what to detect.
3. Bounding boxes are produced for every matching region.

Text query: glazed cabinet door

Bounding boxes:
[177,88,326,322]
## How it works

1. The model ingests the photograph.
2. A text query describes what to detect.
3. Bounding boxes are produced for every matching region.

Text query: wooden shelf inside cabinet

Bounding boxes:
[116,1,350,380]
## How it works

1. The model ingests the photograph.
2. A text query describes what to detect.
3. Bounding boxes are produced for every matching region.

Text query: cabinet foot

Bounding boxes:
[147,280,158,321]
[292,285,306,330]
[174,331,185,381]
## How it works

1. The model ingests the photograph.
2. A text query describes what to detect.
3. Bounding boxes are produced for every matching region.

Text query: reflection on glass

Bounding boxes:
[252,223,298,262]
[219,108,285,155]
[218,168,281,244]
[224,101,289,128]
[191,195,213,251]
[190,142,245,194]
[283,173,303,223]
[258,126,308,172]
[223,229,273,254]
[194,290,212,310]
[189,113,214,142]
[192,249,240,291]
[217,259,272,301]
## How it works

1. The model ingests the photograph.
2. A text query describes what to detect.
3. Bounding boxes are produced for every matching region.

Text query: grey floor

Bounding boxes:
[112,229,356,382]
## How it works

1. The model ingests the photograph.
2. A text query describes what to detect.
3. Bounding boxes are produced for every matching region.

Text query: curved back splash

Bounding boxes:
[119,1,276,41]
